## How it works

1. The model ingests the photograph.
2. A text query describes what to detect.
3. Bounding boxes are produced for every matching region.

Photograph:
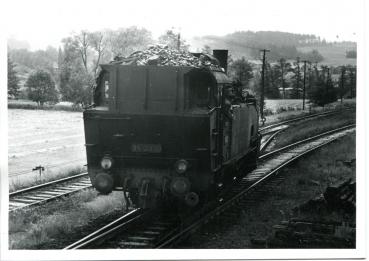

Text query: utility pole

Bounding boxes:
[295,57,301,99]
[340,66,346,104]
[314,62,319,80]
[349,67,355,98]
[308,62,312,91]
[302,60,308,110]
[177,33,181,50]
[279,58,285,99]
[326,67,330,103]
[260,49,270,125]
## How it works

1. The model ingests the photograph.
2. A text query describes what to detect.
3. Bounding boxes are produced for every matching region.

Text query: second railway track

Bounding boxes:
[9,172,91,212]
[64,124,355,249]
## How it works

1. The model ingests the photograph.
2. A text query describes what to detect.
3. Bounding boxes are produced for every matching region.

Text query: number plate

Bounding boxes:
[131,143,162,153]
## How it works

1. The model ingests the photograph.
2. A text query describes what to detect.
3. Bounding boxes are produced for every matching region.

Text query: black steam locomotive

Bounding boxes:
[83,49,261,208]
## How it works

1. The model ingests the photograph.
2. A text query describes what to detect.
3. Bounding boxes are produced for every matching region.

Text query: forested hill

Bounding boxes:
[189,31,356,65]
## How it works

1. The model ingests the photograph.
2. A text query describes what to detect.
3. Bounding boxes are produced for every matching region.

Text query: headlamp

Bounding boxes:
[174,159,188,174]
[101,156,113,170]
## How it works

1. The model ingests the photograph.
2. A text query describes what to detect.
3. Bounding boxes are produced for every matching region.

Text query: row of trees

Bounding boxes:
[8,27,185,106]
[228,56,356,106]
[8,55,58,105]
[227,31,331,48]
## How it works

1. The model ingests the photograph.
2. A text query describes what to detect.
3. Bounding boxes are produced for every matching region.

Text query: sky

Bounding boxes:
[2,0,364,50]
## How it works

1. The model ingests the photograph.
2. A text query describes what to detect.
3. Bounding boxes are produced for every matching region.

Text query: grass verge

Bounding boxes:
[8,100,83,112]
[274,109,355,149]
[9,190,126,249]
[9,165,86,192]
[181,132,356,248]
[263,99,355,126]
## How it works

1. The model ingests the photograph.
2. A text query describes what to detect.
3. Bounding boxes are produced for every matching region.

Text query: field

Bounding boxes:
[265,99,305,112]
[8,109,86,190]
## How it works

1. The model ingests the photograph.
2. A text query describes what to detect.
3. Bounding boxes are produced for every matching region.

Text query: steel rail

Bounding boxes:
[156,124,356,248]
[259,108,354,153]
[9,172,91,212]
[259,124,355,160]
[259,108,354,133]
[10,172,88,196]
[64,208,146,250]
[64,124,355,249]
[259,129,285,152]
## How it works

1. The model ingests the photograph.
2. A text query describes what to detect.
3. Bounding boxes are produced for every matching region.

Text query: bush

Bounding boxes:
[26,70,58,106]
[310,79,338,107]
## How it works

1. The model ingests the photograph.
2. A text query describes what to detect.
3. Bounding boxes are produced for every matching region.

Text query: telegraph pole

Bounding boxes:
[349,67,355,98]
[177,33,181,50]
[308,62,312,91]
[279,58,286,99]
[260,49,270,125]
[326,67,330,102]
[296,57,300,99]
[302,60,308,110]
[340,66,346,104]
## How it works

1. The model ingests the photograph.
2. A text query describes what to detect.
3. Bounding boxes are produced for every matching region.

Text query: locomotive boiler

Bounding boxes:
[83,49,261,208]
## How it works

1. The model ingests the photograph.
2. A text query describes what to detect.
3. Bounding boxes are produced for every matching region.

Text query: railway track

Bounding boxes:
[258,107,354,152]
[259,108,353,134]
[9,172,91,212]
[64,124,355,249]
[8,108,353,213]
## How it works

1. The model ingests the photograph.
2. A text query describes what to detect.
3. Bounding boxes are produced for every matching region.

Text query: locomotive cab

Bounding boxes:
[84,51,260,209]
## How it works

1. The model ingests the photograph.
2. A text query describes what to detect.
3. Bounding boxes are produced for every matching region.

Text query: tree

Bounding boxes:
[158,30,189,50]
[73,31,89,72]
[301,49,324,63]
[290,58,302,98]
[26,70,58,106]
[88,31,109,78]
[9,46,58,75]
[58,37,93,106]
[265,63,281,98]
[276,58,291,98]
[309,67,337,106]
[8,55,20,98]
[108,27,153,57]
[347,65,356,98]
[59,69,92,105]
[228,57,254,88]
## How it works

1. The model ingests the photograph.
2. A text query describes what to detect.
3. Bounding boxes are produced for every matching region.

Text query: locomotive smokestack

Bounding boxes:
[212,49,228,73]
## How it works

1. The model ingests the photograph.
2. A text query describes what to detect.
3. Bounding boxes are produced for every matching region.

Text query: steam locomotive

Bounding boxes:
[83,49,261,208]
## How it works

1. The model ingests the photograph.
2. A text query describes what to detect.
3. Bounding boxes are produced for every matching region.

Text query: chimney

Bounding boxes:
[212,49,228,73]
